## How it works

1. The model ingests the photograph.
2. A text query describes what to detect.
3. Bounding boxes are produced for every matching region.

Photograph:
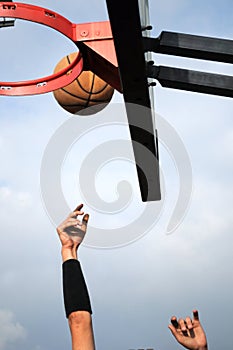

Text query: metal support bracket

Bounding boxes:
[143,31,233,63]
[148,65,233,98]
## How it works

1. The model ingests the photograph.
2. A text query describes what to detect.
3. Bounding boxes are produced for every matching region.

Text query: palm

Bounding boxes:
[64,224,86,245]
[176,320,207,349]
[192,321,207,348]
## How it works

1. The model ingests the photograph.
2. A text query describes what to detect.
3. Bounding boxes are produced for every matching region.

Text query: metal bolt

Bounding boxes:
[147,60,155,66]
[148,81,156,87]
[141,25,153,31]
[80,30,89,37]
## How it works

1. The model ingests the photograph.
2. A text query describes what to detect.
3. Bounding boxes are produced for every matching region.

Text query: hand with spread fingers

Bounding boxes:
[56,204,89,262]
[168,310,208,350]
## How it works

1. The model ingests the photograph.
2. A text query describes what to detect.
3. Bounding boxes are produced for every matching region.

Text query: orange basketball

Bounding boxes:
[53,52,114,115]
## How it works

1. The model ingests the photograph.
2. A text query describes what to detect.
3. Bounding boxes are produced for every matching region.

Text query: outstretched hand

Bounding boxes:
[56,204,89,261]
[168,310,208,350]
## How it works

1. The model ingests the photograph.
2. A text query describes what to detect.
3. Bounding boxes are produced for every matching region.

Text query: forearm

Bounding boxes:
[69,311,95,350]
[63,259,92,317]
[62,258,94,350]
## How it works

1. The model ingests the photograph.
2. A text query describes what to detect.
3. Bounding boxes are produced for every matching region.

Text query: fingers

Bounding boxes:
[73,203,83,212]
[193,310,199,321]
[185,317,193,330]
[69,210,84,218]
[171,316,179,328]
[69,203,84,218]
[178,318,188,333]
[57,205,89,240]
[168,317,182,342]
[69,204,89,220]
[70,205,89,228]
[169,315,193,333]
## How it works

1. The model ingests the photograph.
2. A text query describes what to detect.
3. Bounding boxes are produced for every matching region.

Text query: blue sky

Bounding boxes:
[0,1,233,350]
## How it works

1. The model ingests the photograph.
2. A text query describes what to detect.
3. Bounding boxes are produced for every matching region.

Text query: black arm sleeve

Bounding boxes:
[62,259,92,318]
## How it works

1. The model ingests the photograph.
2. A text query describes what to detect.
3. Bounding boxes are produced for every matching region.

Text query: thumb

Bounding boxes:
[168,324,181,341]
[82,214,89,224]
[81,214,89,232]
[168,324,176,335]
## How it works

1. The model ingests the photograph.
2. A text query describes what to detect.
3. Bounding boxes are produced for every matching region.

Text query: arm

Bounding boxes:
[57,204,95,350]
[168,310,208,350]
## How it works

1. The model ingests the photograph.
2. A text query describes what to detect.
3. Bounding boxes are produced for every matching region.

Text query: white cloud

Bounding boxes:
[0,310,26,350]
[0,186,32,208]
[0,187,11,199]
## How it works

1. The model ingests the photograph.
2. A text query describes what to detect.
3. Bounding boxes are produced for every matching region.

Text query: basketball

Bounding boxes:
[53,52,114,115]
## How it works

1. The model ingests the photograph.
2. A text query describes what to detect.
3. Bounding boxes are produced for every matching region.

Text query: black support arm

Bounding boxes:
[148,65,233,98]
[144,31,233,64]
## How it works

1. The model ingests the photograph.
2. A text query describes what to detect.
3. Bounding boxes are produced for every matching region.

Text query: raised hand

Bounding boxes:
[168,310,208,350]
[56,204,89,261]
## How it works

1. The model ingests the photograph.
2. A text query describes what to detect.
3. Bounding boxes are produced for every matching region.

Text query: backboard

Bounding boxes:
[106,0,161,201]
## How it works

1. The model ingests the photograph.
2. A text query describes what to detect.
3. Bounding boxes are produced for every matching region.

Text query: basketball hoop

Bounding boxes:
[0,2,116,95]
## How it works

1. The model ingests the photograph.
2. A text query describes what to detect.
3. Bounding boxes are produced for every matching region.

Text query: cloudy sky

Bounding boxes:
[0,1,233,350]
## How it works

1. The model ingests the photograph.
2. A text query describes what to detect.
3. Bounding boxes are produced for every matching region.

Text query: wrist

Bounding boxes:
[61,247,77,262]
